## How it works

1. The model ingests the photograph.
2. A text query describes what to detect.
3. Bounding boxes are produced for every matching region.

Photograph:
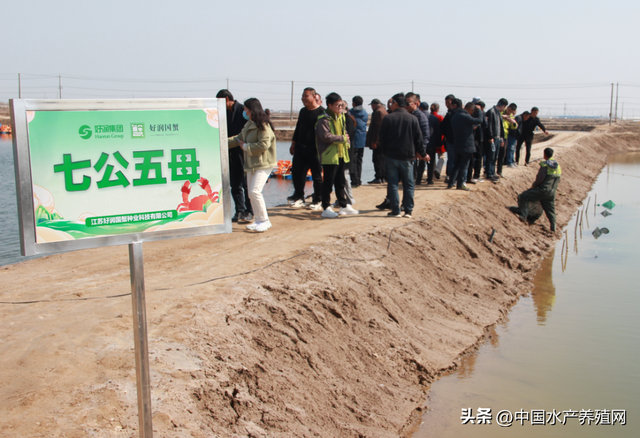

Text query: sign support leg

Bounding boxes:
[129,241,153,437]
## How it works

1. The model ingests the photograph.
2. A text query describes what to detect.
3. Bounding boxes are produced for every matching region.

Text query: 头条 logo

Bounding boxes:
[79,125,92,139]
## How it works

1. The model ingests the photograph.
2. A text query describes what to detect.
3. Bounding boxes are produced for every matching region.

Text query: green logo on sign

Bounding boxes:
[131,123,145,139]
[79,125,92,139]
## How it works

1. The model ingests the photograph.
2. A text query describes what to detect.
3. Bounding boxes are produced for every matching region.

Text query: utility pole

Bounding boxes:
[226,78,229,89]
[411,80,414,93]
[564,103,566,117]
[59,75,62,99]
[290,81,294,121]
[621,102,624,120]
[18,73,21,98]
[609,83,614,125]
[614,82,619,122]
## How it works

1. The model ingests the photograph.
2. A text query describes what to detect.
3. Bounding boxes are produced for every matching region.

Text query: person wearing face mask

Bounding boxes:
[216,89,254,223]
[228,98,277,233]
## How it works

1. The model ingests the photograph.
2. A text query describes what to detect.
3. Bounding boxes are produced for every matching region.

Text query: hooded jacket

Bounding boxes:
[348,106,369,149]
[315,110,350,165]
[533,158,562,194]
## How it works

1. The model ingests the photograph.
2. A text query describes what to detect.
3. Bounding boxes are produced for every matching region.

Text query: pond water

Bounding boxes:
[412,152,640,437]
[0,138,375,266]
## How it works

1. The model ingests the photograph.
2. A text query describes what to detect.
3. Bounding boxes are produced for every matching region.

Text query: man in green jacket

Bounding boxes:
[514,147,562,232]
[315,92,358,218]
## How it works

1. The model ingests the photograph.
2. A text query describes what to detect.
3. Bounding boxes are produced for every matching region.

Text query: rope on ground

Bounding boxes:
[0,292,131,305]
[153,251,309,291]
[0,252,310,304]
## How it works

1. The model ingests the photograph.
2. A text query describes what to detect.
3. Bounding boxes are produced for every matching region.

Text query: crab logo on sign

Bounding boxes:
[78,125,92,139]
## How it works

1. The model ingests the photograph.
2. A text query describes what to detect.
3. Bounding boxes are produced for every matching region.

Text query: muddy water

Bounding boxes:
[413,152,640,437]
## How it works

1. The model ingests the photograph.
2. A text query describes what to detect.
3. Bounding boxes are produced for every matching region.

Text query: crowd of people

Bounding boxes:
[217,88,554,233]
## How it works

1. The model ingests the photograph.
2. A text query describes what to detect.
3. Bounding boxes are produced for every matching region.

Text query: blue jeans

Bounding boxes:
[505,137,517,165]
[385,157,415,214]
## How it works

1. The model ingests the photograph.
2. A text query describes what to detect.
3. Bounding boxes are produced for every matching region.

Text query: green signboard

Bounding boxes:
[11,99,231,255]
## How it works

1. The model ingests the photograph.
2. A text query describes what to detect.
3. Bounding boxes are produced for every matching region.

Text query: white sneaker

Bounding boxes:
[253,220,272,232]
[308,202,323,211]
[291,199,307,208]
[321,207,339,218]
[338,205,359,215]
[246,222,257,230]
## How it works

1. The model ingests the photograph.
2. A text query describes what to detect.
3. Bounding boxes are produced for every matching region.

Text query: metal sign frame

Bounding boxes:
[10,98,232,256]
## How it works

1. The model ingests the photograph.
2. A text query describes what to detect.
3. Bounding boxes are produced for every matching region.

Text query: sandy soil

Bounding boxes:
[1,124,639,437]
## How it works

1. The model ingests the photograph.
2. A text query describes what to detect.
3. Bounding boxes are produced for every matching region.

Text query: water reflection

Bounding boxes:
[412,152,640,438]
[530,252,556,325]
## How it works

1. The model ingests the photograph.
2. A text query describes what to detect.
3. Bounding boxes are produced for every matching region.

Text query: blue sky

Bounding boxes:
[2,0,639,117]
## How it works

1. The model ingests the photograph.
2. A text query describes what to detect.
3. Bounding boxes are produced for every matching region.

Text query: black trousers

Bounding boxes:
[229,148,252,214]
[516,137,533,164]
[425,147,436,183]
[322,158,347,210]
[467,140,484,181]
[291,144,323,203]
[372,147,385,181]
[496,140,506,176]
[415,159,426,183]
[351,148,364,186]
[518,187,557,231]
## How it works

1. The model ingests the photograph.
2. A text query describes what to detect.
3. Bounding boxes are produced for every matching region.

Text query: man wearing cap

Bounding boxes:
[366,98,388,184]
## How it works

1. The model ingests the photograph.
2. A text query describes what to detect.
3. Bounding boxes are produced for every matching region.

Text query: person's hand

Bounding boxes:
[371,143,378,149]
[490,138,494,144]
[544,130,549,135]
[290,144,295,155]
[242,143,249,152]
[237,139,244,147]
[425,154,431,162]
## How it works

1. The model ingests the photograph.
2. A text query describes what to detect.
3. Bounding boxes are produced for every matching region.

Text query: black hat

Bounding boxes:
[369,98,382,105]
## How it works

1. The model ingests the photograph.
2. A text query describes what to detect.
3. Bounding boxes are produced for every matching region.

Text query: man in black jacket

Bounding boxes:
[519,107,549,166]
[450,102,483,190]
[441,97,462,181]
[467,99,487,183]
[216,89,253,223]
[406,93,430,185]
[421,101,440,185]
[379,93,424,218]
[289,87,325,209]
[485,98,508,182]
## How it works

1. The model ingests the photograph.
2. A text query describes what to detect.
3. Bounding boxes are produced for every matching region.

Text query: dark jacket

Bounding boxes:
[379,108,424,160]
[348,106,368,149]
[365,106,388,147]
[522,116,547,140]
[426,113,440,153]
[486,106,505,139]
[510,114,525,140]
[293,106,325,148]
[227,101,247,137]
[451,111,482,154]
[533,158,562,195]
[441,108,462,146]
[472,108,487,142]
[411,107,430,153]
[345,111,357,168]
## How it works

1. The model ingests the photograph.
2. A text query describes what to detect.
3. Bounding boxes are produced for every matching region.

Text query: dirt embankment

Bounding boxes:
[1,125,639,437]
